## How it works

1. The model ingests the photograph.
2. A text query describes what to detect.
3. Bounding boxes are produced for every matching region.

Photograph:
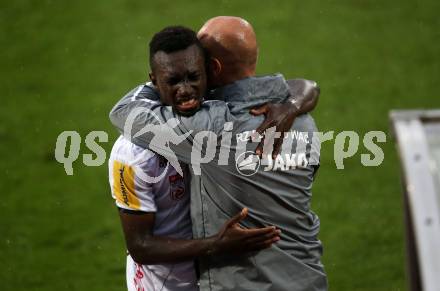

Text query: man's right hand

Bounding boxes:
[209,208,281,255]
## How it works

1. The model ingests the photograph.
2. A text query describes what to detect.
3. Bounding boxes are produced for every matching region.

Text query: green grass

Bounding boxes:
[1,0,439,290]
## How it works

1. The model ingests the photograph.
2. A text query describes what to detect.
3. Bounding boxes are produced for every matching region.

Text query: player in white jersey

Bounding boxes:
[109,135,281,291]
[109,136,196,290]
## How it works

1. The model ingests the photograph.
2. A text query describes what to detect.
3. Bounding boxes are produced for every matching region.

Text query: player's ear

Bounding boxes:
[210,57,222,76]
[149,72,156,86]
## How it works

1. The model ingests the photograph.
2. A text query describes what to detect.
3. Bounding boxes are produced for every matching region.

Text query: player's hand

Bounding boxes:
[250,102,299,158]
[210,208,281,255]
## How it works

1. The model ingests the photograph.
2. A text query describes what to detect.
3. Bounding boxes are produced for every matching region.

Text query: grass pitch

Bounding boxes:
[1,0,439,290]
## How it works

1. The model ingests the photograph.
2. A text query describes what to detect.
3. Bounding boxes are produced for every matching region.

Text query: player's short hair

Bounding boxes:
[149,26,207,70]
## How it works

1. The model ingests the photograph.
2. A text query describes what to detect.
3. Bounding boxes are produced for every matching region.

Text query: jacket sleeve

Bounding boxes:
[109,85,236,164]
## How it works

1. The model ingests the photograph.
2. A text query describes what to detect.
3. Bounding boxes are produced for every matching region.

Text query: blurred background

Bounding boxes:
[1,0,439,290]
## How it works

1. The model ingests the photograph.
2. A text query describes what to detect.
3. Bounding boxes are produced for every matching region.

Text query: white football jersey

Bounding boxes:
[109,136,198,291]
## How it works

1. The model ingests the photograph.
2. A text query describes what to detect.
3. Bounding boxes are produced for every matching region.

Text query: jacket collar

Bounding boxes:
[209,74,290,112]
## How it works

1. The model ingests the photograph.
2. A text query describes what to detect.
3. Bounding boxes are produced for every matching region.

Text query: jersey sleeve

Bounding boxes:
[109,138,159,212]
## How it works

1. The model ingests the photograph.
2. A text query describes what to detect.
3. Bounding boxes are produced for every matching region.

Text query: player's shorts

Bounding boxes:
[126,255,199,291]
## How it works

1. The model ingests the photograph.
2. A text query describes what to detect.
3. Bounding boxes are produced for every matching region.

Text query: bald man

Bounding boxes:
[198,16,259,87]
[110,19,326,291]
[199,16,319,155]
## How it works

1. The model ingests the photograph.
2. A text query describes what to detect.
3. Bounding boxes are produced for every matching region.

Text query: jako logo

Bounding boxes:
[236,151,261,176]
[236,151,309,177]
[262,153,308,171]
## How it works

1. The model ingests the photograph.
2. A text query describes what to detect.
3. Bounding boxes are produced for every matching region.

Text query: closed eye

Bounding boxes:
[188,72,200,81]
[167,77,181,86]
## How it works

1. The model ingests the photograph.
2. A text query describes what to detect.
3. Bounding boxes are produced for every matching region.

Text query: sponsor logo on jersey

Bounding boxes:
[169,174,185,200]
[119,166,130,205]
[113,161,141,209]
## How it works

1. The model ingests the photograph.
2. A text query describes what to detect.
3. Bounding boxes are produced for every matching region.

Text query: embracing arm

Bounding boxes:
[250,78,320,156]
[110,80,319,161]
[250,78,319,128]
[119,208,280,265]
[109,85,234,164]
[286,79,319,114]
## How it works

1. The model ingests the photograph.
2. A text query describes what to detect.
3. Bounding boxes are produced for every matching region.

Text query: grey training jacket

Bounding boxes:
[110,74,327,291]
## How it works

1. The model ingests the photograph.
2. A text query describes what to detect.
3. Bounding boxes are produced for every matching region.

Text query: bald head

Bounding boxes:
[198,16,258,86]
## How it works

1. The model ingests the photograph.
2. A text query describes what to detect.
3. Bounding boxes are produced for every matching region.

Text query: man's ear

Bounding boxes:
[149,72,156,85]
[210,58,222,76]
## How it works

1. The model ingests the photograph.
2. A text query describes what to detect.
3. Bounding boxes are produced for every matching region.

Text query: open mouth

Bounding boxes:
[175,97,201,113]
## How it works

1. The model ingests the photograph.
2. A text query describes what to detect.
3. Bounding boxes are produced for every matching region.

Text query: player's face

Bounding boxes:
[150,44,207,116]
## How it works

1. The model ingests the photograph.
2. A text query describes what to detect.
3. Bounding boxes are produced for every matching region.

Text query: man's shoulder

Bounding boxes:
[110,135,159,166]
[122,83,160,102]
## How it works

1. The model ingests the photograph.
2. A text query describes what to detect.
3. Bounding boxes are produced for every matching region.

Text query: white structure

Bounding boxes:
[390,110,440,291]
